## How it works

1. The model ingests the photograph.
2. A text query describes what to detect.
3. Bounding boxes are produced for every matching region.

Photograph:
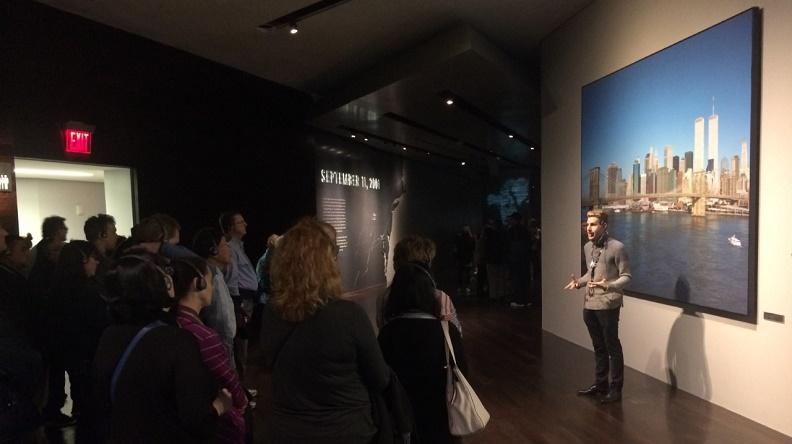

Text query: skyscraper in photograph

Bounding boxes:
[607,163,618,199]
[589,167,600,206]
[626,174,633,196]
[632,159,641,195]
[647,171,657,194]
[684,151,693,172]
[694,117,705,171]
[664,145,673,169]
[732,155,740,180]
[708,99,719,193]
[672,155,680,173]
[658,167,669,193]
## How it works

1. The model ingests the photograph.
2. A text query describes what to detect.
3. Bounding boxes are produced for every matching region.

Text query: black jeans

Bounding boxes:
[583,308,623,390]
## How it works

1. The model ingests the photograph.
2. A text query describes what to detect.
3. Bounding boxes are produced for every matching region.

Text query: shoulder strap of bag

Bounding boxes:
[395,312,438,321]
[441,320,458,368]
[111,320,166,403]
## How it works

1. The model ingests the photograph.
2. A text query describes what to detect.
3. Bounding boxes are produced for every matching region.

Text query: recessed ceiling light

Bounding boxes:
[289,24,299,34]
[508,134,514,139]
[402,146,407,151]
[461,161,466,166]
[364,138,368,141]
[426,152,430,156]
[350,134,356,138]
[530,146,535,150]
[445,99,454,105]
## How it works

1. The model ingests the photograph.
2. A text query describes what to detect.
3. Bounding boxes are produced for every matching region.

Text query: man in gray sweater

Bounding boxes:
[564,210,631,403]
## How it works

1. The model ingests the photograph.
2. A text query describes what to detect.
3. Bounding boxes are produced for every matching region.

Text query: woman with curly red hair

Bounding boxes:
[260,218,390,444]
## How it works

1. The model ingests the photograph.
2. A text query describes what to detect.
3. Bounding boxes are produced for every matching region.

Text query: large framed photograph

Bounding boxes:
[580,8,760,323]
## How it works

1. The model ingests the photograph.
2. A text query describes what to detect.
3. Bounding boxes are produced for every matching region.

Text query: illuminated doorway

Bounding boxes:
[13,158,136,243]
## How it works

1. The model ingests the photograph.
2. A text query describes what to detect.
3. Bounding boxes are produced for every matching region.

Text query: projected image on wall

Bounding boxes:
[580,9,759,321]
[486,176,531,224]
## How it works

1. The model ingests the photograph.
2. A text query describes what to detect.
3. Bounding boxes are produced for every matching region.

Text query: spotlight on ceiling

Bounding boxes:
[350,134,356,138]
[530,146,535,150]
[461,161,466,166]
[445,98,454,106]
[402,146,407,151]
[364,138,368,141]
[289,24,299,34]
[508,134,514,139]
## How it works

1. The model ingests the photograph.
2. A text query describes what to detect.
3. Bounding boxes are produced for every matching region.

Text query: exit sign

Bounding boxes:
[64,128,92,154]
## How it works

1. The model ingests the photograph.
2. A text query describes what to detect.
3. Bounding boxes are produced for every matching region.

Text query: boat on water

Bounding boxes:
[728,235,742,247]
[653,201,671,212]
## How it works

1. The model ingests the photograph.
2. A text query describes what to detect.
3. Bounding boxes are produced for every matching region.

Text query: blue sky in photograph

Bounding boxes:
[581,10,755,195]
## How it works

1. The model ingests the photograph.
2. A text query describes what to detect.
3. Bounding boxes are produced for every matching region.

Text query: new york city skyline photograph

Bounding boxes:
[580,8,759,320]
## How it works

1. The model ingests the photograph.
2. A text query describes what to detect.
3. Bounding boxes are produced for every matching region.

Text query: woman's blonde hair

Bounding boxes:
[270,218,342,322]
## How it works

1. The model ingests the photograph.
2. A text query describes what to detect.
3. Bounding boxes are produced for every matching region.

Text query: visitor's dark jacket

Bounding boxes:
[378,316,467,444]
[79,316,218,443]
[260,299,390,444]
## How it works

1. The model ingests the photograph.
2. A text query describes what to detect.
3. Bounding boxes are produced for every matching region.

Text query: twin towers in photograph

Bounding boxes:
[587,99,751,217]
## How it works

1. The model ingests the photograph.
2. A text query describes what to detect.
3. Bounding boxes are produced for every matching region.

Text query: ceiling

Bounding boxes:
[36,0,593,171]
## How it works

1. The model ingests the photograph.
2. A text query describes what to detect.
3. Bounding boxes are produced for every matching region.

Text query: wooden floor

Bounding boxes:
[246,297,791,444]
[47,297,791,443]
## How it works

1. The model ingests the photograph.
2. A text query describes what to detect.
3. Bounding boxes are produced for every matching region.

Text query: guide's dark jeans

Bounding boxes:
[583,307,623,390]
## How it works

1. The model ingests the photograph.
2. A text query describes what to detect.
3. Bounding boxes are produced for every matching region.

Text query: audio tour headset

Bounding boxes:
[175,259,208,291]
[122,254,174,293]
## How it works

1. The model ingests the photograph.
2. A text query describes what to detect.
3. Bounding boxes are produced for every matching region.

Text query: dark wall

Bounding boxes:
[0,1,315,257]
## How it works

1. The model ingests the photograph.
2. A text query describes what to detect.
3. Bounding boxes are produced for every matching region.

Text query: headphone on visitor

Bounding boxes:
[175,259,208,291]
[122,254,174,292]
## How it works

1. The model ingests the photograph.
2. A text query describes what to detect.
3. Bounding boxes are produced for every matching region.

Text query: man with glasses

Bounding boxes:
[219,211,259,400]
[564,210,631,403]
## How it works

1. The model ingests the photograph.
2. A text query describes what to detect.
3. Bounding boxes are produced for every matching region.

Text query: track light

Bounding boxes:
[289,24,299,34]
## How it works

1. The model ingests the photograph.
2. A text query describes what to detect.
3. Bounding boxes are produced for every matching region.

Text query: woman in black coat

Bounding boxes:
[378,263,467,444]
[260,219,390,444]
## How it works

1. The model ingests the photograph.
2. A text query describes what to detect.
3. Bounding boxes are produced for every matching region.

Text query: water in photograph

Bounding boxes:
[606,212,749,315]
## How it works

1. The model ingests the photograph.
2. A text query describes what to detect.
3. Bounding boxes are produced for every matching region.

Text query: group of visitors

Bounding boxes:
[1,213,471,443]
[456,212,541,308]
[0,211,266,443]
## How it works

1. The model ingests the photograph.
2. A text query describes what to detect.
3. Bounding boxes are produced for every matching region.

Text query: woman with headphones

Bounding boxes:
[172,257,248,444]
[79,253,232,443]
